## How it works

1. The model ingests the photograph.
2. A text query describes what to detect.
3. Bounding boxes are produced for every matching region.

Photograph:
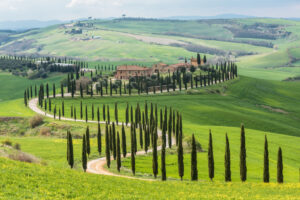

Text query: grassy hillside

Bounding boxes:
[1,157,299,199]
[1,18,300,80]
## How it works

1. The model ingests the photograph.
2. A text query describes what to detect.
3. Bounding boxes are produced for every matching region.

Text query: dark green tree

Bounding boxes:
[115,102,118,125]
[208,130,214,181]
[122,123,127,158]
[97,123,102,155]
[117,132,121,172]
[263,135,269,183]
[161,142,166,181]
[86,126,90,156]
[82,134,87,172]
[152,128,158,178]
[225,134,231,182]
[105,124,111,168]
[277,147,283,183]
[240,124,247,182]
[177,129,184,180]
[67,131,74,168]
[191,134,198,181]
[131,129,136,175]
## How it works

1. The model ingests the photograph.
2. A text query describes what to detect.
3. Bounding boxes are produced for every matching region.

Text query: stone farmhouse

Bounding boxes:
[114,65,152,80]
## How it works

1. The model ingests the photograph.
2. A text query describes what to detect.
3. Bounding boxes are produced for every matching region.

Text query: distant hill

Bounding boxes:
[164,14,255,20]
[0,20,66,31]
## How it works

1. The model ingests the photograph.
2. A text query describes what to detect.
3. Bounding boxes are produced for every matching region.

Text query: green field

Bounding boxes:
[1,18,300,199]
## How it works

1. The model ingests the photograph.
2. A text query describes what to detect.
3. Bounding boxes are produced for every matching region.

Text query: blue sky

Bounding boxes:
[0,0,300,21]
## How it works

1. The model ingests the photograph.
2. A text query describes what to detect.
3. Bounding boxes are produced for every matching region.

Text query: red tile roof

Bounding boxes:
[117,65,150,71]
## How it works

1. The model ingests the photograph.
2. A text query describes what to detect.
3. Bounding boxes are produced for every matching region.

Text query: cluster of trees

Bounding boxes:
[0,56,36,77]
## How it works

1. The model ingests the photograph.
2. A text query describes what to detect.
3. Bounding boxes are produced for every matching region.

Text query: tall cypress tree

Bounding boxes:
[97,107,100,123]
[168,107,172,148]
[139,124,143,148]
[115,102,118,125]
[86,126,90,156]
[107,105,110,124]
[103,104,106,121]
[82,134,87,172]
[131,128,136,175]
[208,130,214,181]
[62,101,65,117]
[263,135,269,183]
[225,133,231,182]
[122,123,127,158]
[105,124,111,168]
[277,147,283,183]
[191,134,198,181]
[152,128,158,178]
[67,131,74,168]
[85,105,88,123]
[97,123,101,155]
[80,101,83,119]
[125,103,129,126]
[161,142,166,181]
[112,122,116,160]
[178,129,184,180]
[117,132,121,172]
[240,124,247,182]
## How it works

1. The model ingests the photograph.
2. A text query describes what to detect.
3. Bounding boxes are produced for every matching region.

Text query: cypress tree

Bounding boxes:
[61,83,64,98]
[105,124,111,168]
[131,128,136,175]
[240,124,247,182]
[49,98,51,111]
[112,122,116,160]
[277,147,283,183]
[117,132,121,172]
[208,130,214,181]
[115,102,118,125]
[263,135,269,183]
[97,123,101,155]
[178,129,184,180]
[125,103,129,126]
[107,105,110,124]
[82,134,87,172]
[139,124,143,148]
[74,107,76,121]
[53,83,56,98]
[24,91,27,106]
[62,101,65,117]
[161,142,166,181]
[59,108,61,120]
[225,134,231,182]
[97,107,100,123]
[68,131,74,168]
[191,134,198,181]
[122,123,127,158]
[168,108,172,148]
[152,129,158,178]
[103,104,106,121]
[86,126,90,156]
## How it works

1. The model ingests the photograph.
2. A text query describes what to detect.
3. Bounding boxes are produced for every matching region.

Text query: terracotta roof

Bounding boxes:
[117,65,150,71]
[168,63,189,68]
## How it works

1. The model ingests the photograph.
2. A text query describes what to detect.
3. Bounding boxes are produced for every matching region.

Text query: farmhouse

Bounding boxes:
[114,65,152,79]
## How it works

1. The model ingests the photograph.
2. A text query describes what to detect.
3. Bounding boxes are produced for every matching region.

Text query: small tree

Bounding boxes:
[82,134,87,172]
[115,102,118,125]
[277,147,283,183]
[117,132,121,172]
[208,130,214,181]
[240,124,247,182]
[97,123,101,155]
[122,123,127,158]
[67,131,74,168]
[105,124,111,168]
[191,134,198,181]
[225,133,231,182]
[152,129,158,178]
[86,126,90,156]
[161,142,166,181]
[263,135,269,183]
[178,129,184,180]
[131,129,136,175]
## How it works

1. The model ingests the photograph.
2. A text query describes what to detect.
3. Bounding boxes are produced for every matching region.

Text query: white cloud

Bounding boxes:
[66,0,104,7]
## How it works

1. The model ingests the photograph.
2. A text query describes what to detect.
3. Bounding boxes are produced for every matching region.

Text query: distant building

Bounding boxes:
[152,63,168,73]
[191,57,204,66]
[115,65,152,80]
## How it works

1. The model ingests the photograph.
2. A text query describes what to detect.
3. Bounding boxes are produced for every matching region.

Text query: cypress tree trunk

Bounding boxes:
[152,128,158,178]
[191,134,198,181]
[117,132,121,172]
[122,123,127,158]
[161,143,166,181]
[86,126,90,156]
[225,134,231,182]
[105,124,111,168]
[277,147,283,183]
[240,124,247,182]
[177,130,184,180]
[208,130,214,181]
[82,135,87,172]
[263,135,269,183]
[97,123,101,155]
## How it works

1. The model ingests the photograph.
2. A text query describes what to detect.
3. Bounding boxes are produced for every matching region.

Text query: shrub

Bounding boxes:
[29,115,44,128]
[2,139,12,146]
[39,127,51,136]
[14,143,21,150]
